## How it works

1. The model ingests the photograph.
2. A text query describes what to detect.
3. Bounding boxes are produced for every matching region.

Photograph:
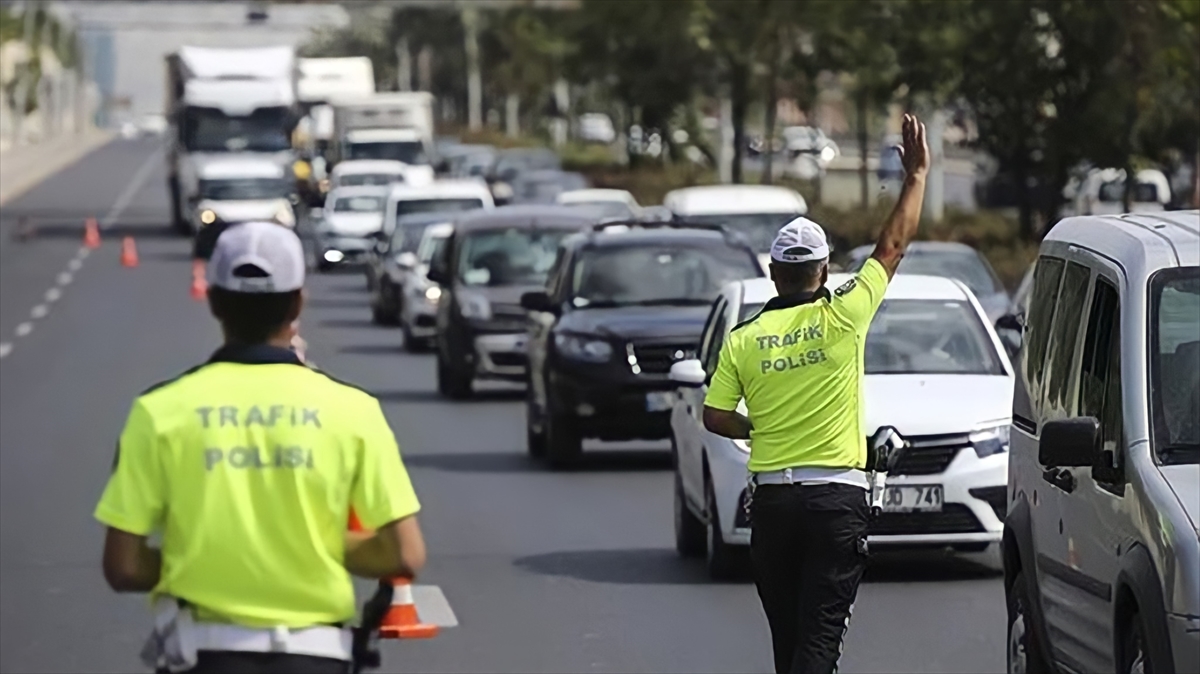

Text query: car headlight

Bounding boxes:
[819,145,837,163]
[492,181,514,200]
[732,438,751,454]
[425,286,442,302]
[970,424,1011,458]
[198,209,217,226]
[554,333,613,362]
[458,291,492,320]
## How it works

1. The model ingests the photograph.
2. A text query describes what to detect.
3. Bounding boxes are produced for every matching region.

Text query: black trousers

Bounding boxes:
[173,651,351,674]
[750,482,870,674]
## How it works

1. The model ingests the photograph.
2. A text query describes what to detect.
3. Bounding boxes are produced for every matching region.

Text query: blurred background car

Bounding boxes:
[191,157,296,234]
[443,144,497,179]
[578,112,616,144]
[1064,167,1172,217]
[664,184,808,270]
[369,216,454,351]
[328,159,420,192]
[556,188,642,220]
[522,224,764,467]
[486,147,562,204]
[670,273,1015,579]
[846,241,1010,322]
[427,205,599,399]
[510,169,589,205]
[313,185,388,271]
[382,179,494,238]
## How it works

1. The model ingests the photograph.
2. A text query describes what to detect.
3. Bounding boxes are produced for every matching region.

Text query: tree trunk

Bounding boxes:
[461,7,482,132]
[730,63,748,185]
[761,41,780,185]
[857,91,869,210]
[1015,159,1034,241]
[395,36,412,91]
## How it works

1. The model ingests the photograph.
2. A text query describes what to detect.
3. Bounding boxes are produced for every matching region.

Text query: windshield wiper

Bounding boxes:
[1160,443,1200,464]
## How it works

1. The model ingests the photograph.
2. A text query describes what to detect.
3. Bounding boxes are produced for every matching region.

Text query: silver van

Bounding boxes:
[1004,211,1199,674]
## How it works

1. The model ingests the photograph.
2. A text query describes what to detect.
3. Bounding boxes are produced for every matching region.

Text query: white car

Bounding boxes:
[555,188,641,220]
[579,113,616,144]
[192,157,295,233]
[670,274,1015,579]
[315,185,388,269]
[382,179,495,237]
[329,159,433,190]
[663,185,808,271]
[1065,167,1171,217]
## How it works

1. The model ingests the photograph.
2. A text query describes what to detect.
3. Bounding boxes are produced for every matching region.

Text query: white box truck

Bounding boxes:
[330,92,435,170]
[164,45,298,233]
[295,57,375,203]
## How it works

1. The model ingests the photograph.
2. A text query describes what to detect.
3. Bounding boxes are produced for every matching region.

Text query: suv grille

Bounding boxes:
[871,504,984,535]
[630,342,697,375]
[890,433,970,476]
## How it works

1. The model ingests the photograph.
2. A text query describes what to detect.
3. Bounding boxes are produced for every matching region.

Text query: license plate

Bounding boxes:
[645,391,675,412]
[882,485,943,512]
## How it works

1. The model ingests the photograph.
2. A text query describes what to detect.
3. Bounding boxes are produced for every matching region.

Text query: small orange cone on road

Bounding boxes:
[120,237,139,267]
[84,217,100,248]
[190,259,208,301]
[378,578,439,640]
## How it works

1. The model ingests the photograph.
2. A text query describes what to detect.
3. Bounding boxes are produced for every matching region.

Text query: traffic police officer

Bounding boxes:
[95,221,426,674]
[703,114,929,674]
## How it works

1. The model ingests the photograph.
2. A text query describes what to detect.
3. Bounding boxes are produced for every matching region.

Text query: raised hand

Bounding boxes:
[896,113,930,180]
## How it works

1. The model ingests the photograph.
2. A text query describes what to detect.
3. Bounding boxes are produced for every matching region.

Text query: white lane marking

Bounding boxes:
[0,343,11,359]
[100,148,161,228]
[31,304,48,319]
[67,258,83,271]
[413,585,459,628]
[45,288,61,303]
[57,272,73,286]
[76,246,91,260]
[15,322,33,337]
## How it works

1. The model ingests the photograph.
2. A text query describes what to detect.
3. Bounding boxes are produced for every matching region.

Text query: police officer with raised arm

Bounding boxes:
[703,114,929,674]
[95,221,426,674]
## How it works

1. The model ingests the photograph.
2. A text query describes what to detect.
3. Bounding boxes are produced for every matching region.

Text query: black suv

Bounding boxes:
[426,205,602,399]
[521,224,764,466]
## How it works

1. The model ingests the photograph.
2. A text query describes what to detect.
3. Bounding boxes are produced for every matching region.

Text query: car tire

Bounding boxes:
[1007,570,1052,674]
[545,413,581,469]
[436,351,472,400]
[525,387,547,459]
[1120,611,1151,674]
[674,470,705,558]
[705,477,742,580]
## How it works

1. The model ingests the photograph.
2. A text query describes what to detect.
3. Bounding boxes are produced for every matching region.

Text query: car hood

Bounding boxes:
[1159,464,1199,533]
[863,374,1014,436]
[458,284,539,309]
[200,199,287,222]
[325,212,383,236]
[556,305,710,341]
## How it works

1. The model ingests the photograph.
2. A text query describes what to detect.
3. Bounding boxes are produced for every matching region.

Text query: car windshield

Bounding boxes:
[348,141,428,165]
[418,232,449,264]
[740,301,765,323]
[865,299,1005,375]
[570,244,761,307]
[338,173,402,187]
[199,178,289,200]
[852,248,1003,297]
[395,199,484,226]
[183,108,290,152]
[1150,267,1200,464]
[567,201,635,219]
[494,151,560,177]
[333,196,383,213]
[1099,180,1159,204]
[457,228,570,287]
[675,213,800,252]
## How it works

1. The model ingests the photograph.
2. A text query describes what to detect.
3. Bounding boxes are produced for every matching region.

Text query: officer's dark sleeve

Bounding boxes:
[192,221,227,261]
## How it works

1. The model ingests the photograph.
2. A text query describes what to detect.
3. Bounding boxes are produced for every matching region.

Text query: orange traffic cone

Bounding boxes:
[83,217,100,249]
[346,510,438,640]
[378,578,438,639]
[120,237,139,267]
[190,260,207,301]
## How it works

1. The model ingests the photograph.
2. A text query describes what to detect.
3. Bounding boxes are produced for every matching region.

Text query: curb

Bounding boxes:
[0,131,116,206]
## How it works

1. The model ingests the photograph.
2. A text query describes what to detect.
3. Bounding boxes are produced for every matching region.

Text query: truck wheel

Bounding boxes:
[674,470,705,558]
[436,352,472,400]
[705,477,743,580]
[1007,570,1052,674]
[545,413,581,469]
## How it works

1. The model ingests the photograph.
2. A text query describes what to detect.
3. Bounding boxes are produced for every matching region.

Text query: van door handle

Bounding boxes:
[1041,468,1076,493]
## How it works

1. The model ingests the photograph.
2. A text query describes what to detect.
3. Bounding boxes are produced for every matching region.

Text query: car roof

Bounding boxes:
[739,277,778,305]
[829,272,971,300]
[424,222,454,238]
[396,211,461,228]
[197,159,284,180]
[847,240,977,259]
[664,184,807,215]
[575,227,732,249]
[332,160,408,175]
[345,128,423,142]
[328,185,390,198]
[1044,211,1199,269]
[454,204,599,231]
[557,188,636,205]
[388,179,492,200]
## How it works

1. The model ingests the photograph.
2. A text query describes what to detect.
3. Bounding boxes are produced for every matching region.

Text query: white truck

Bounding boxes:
[164,45,298,233]
[329,92,435,172]
[295,57,375,198]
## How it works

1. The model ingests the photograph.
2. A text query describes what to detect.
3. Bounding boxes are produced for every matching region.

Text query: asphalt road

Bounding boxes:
[0,138,1007,673]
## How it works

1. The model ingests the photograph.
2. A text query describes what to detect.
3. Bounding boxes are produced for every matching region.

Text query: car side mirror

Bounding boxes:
[1039,417,1100,467]
[668,359,706,387]
[995,313,1023,333]
[520,291,558,315]
[394,251,418,269]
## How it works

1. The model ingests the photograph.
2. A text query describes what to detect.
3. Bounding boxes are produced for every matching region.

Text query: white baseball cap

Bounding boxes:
[208,221,305,293]
[769,217,831,263]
